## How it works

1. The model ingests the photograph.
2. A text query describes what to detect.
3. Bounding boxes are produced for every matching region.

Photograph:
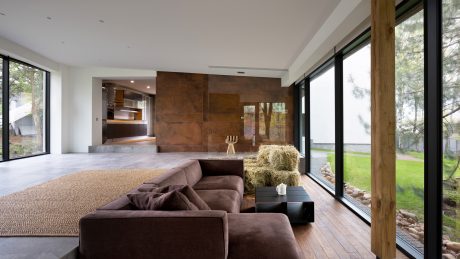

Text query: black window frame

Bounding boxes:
[0,54,51,162]
[293,0,445,258]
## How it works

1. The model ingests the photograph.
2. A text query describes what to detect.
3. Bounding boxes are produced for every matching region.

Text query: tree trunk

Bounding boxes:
[261,103,272,139]
[29,70,43,151]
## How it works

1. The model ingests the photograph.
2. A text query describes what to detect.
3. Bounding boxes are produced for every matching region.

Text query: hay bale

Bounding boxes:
[244,144,300,194]
[256,145,272,165]
[243,158,259,168]
[268,145,299,171]
[270,170,301,187]
[244,166,273,194]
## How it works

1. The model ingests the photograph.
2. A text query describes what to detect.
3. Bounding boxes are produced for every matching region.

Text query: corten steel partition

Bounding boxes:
[155,72,294,152]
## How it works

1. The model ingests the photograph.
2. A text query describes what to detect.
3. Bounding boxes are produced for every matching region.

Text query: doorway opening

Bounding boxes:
[102,79,156,146]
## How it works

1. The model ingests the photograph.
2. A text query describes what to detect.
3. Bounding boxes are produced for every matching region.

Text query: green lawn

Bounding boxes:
[316,149,460,239]
[327,151,460,225]
[329,152,425,219]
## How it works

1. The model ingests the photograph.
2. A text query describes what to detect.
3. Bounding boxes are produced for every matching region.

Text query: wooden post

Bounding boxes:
[371,0,396,258]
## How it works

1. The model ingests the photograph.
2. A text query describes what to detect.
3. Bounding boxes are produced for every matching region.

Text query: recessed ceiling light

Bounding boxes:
[46,16,52,20]
[98,19,105,23]
[147,86,150,89]
[130,80,135,83]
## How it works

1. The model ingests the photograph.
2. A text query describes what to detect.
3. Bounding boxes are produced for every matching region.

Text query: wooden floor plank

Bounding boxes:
[244,175,409,258]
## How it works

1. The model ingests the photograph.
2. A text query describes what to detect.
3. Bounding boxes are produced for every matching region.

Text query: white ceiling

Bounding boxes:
[0,0,341,78]
[104,79,156,95]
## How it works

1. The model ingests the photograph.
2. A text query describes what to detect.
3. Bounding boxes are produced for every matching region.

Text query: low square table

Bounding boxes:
[255,186,314,224]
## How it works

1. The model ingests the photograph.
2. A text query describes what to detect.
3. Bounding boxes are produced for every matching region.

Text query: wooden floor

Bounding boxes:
[243,175,408,259]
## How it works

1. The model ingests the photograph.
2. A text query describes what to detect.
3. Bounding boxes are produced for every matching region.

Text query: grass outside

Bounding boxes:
[327,151,460,240]
[328,152,426,219]
[327,152,460,222]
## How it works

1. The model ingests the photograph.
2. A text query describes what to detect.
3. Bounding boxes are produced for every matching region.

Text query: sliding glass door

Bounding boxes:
[299,82,306,155]
[295,0,460,257]
[342,44,372,210]
[310,65,335,190]
[0,56,49,162]
[395,8,425,252]
[8,60,47,159]
[442,0,460,253]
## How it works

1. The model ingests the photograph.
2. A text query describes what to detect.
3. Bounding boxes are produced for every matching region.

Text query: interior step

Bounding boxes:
[88,144,158,153]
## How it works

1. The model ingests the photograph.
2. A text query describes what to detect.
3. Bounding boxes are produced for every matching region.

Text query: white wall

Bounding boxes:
[0,36,68,154]
[1,36,156,153]
[92,78,103,147]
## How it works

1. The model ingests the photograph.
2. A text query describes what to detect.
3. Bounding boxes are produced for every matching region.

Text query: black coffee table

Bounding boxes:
[255,186,314,224]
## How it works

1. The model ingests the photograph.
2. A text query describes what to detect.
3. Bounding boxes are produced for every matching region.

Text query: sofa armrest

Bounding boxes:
[79,210,228,259]
[198,159,244,178]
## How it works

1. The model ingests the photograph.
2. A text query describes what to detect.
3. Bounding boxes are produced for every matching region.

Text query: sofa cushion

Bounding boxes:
[176,160,203,186]
[132,183,158,193]
[127,191,199,211]
[144,168,188,186]
[193,175,244,199]
[149,185,211,210]
[227,213,303,259]
[79,210,229,259]
[195,189,240,213]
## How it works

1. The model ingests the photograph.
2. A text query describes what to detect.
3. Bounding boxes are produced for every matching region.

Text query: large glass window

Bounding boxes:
[8,61,47,159]
[300,83,306,155]
[395,9,425,252]
[310,66,335,189]
[442,0,460,255]
[343,44,372,210]
[297,1,452,257]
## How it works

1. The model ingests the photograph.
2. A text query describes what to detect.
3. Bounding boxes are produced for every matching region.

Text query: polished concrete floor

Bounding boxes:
[0,152,250,259]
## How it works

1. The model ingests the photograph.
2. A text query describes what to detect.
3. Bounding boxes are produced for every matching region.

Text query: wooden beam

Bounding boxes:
[371,0,396,258]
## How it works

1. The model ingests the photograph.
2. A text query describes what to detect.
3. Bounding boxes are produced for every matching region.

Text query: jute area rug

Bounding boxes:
[0,168,165,237]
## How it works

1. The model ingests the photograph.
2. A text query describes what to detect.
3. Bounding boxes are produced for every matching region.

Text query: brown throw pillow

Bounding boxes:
[127,190,199,211]
[142,185,211,210]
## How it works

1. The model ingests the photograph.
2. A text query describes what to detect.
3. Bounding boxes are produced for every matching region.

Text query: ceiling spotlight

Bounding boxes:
[98,19,105,23]
[130,80,135,83]
[147,86,151,89]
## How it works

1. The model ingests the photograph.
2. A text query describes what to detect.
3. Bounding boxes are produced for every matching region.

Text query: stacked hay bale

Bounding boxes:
[244,145,301,194]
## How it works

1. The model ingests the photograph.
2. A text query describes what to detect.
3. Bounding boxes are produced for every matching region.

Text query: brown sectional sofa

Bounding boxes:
[79,159,303,259]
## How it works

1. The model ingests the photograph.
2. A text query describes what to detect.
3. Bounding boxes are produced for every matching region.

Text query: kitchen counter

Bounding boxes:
[105,120,148,138]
